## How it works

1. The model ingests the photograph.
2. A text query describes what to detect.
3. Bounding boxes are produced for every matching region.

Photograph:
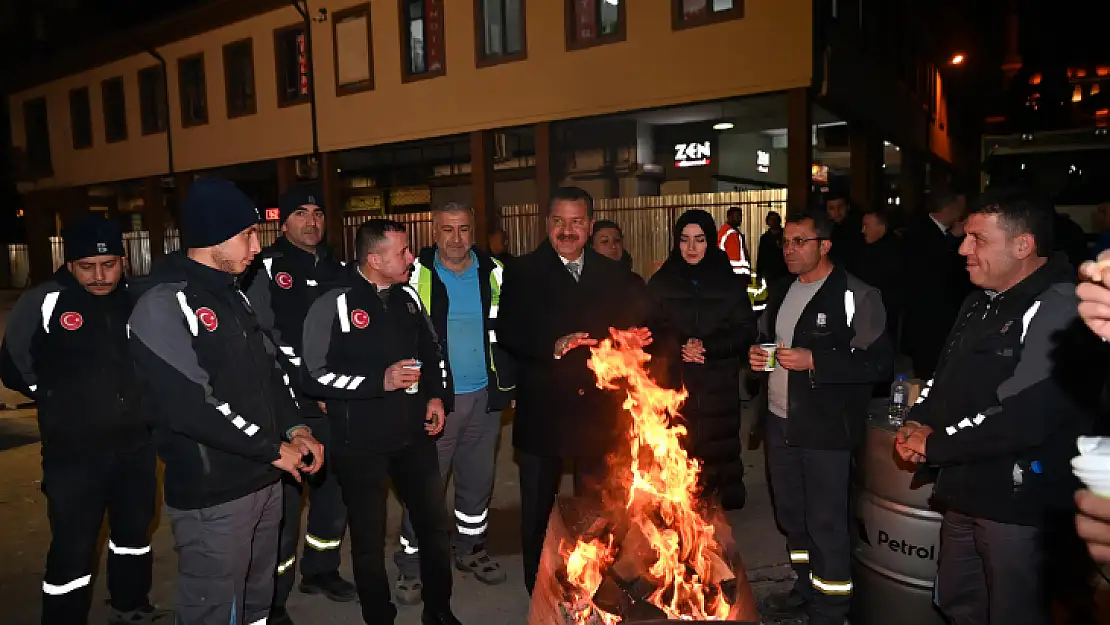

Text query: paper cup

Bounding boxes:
[759,343,778,372]
[404,361,422,395]
[1078,436,1110,456]
[1072,455,1110,472]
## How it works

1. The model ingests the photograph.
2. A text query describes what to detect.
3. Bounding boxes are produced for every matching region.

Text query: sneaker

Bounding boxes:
[270,607,295,625]
[299,571,357,602]
[395,573,423,606]
[454,547,506,585]
[107,605,171,624]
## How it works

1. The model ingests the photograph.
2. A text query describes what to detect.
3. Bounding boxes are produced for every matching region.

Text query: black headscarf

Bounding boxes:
[661,209,733,281]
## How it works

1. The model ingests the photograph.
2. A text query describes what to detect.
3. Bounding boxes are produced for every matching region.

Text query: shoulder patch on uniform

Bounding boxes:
[59,311,83,331]
[274,272,294,290]
[350,309,370,329]
[196,307,219,332]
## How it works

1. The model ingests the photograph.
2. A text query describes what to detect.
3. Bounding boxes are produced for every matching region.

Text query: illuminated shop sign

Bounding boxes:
[757,150,771,173]
[674,141,711,168]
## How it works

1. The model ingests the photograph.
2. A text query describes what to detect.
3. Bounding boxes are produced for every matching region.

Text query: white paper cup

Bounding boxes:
[1072,455,1110,472]
[1078,436,1110,456]
[759,343,777,372]
[404,361,422,395]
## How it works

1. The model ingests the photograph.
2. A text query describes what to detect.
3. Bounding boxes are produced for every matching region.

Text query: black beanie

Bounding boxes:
[278,185,324,225]
[63,215,124,262]
[182,177,260,249]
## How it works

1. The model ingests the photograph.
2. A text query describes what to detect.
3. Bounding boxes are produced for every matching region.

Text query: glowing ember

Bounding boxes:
[559,329,733,622]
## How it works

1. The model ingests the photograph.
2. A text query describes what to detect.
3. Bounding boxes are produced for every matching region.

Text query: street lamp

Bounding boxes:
[950,53,966,66]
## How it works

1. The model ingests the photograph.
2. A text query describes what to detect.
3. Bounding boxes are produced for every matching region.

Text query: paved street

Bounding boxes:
[0,289,795,624]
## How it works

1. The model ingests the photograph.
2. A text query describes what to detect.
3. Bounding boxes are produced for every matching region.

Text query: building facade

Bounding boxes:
[8,0,959,282]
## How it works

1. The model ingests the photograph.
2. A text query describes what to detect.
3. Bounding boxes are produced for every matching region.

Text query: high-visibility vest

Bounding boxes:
[717,225,768,311]
[407,256,513,391]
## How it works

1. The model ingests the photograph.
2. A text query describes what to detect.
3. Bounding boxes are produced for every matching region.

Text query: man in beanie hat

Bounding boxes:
[0,215,165,624]
[242,185,353,624]
[128,177,325,625]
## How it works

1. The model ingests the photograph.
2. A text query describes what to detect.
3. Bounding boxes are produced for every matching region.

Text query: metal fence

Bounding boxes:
[9,192,784,286]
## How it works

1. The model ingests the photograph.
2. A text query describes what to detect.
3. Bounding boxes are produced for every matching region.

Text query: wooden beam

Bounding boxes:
[320,152,345,258]
[143,176,166,257]
[787,88,812,210]
[469,130,494,251]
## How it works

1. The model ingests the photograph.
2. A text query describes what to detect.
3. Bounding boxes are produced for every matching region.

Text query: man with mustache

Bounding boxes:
[0,216,165,625]
[498,186,650,594]
[243,186,353,625]
[392,202,516,602]
[129,177,324,625]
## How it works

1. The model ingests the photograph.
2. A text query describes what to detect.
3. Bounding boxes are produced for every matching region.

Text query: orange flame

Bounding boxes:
[560,329,732,622]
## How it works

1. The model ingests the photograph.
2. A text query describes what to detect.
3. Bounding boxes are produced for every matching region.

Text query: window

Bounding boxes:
[101,77,127,143]
[138,65,167,135]
[223,39,257,117]
[275,24,311,106]
[69,87,92,149]
[401,0,445,81]
[178,54,209,127]
[333,4,374,95]
[476,0,526,66]
[566,0,625,50]
[673,0,743,29]
[23,97,52,175]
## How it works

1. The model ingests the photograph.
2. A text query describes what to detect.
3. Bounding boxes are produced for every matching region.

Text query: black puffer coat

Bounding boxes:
[647,210,757,510]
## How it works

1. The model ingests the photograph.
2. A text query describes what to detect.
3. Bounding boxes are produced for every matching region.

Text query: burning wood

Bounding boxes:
[527,330,759,624]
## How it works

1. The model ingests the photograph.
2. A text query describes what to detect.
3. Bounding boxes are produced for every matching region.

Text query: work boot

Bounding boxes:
[395,573,423,605]
[422,608,464,625]
[270,607,295,625]
[299,571,357,602]
[454,546,506,585]
[107,604,171,624]
[761,588,809,619]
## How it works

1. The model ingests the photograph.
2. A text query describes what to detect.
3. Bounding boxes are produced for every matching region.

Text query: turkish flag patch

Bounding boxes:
[196,307,219,332]
[274,272,294,290]
[59,312,83,331]
[350,309,370,329]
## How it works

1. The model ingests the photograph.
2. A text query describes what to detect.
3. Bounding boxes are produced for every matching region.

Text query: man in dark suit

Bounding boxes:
[498,186,649,595]
[901,188,973,379]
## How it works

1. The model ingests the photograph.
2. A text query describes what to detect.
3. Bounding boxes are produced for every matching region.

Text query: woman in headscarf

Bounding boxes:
[646,209,757,510]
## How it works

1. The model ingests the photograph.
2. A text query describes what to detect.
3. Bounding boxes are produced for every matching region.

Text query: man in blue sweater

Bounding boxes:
[394,202,516,603]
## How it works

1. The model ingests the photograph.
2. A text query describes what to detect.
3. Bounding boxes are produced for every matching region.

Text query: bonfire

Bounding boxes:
[552,329,742,624]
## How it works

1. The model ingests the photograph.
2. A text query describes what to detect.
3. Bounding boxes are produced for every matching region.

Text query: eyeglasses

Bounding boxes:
[783,237,824,249]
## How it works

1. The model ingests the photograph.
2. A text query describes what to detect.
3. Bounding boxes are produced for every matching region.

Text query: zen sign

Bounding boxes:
[674,141,711,168]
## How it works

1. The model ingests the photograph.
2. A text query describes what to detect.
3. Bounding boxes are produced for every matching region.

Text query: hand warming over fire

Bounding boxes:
[425,398,445,435]
[620,326,654,349]
[1078,251,1110,341]
[894,424,931,463]
[554,332,598,359]
[776,346,813,371]
[682,338,706,364]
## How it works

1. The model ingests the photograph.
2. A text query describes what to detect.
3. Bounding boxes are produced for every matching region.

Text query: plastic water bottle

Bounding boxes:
[888,375,909,427]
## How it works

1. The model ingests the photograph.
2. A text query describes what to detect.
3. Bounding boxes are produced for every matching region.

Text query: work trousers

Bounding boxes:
[40,442,157,625]
[765,416,853,625]
[166,481,283,625]
[935,510,1048,625]
[396,389,500,575]
[273,451,347,607]
[517,449,608,595]
[334,441,453,625]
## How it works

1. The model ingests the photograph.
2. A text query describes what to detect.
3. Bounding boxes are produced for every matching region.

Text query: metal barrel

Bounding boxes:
[850,415,946,625]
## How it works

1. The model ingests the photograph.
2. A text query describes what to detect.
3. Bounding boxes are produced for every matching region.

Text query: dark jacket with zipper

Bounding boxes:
[912,255,1103,525]
[646,256,757,508]
[0,267,146,457]
[242,236,344,424]
[128,252,307,510]
[300,265,449,456]
[410,246,516,412]
[499,241,648,457]
[756,266,894,450]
